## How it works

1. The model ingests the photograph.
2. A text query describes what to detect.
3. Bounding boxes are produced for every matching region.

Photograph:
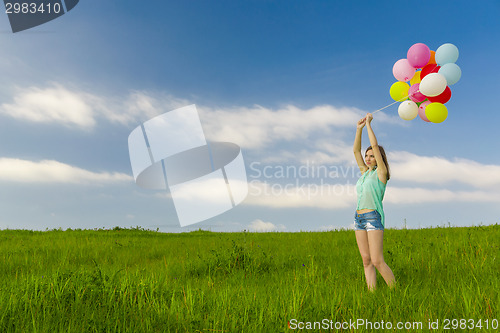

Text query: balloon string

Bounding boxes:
[372,92,415,114]
[372,95,408,114]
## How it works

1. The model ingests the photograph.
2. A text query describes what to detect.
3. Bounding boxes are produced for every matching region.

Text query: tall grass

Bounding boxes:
[0,224,498,332]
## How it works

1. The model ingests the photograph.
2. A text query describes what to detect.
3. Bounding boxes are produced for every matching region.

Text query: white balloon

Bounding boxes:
[398,100,418,121]
[419,73,447,97]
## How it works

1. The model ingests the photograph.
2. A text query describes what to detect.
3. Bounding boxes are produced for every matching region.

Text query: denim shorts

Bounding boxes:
[354,210,384,231]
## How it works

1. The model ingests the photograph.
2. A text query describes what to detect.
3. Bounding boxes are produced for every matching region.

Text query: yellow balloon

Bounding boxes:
[425,102,448,123]
[410,70,421,85]
[389,81,410,101]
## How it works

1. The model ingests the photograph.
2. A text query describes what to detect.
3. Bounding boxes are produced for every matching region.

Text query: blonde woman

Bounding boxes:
[353,113,395,291]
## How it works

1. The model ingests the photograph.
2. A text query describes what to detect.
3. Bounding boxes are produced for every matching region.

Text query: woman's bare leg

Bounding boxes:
[355,230,376,291]
[367,230,396,288]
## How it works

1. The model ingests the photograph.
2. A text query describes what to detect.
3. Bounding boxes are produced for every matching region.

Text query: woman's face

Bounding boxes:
[365,149,377,167]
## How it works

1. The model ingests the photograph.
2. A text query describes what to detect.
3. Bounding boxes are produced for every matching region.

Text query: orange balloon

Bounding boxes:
[427,50,436,65]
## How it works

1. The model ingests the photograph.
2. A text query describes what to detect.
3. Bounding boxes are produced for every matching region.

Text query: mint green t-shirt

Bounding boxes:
[356,167,387,226]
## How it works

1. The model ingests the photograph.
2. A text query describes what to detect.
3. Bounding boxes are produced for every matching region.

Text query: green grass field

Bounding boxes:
[0,224,498,332]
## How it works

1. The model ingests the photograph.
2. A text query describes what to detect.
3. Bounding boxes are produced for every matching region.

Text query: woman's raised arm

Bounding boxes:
[353,117,368,173]
[365,113,387,183]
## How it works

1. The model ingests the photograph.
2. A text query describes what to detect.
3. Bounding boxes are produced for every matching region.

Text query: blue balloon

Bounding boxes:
[435,43,459,65]
[438,63,462,85]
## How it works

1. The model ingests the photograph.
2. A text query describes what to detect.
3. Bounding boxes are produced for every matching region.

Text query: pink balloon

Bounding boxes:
[407,43,431,68]
[393,59,416,82]
[409,83,426,103]
[418,100,431,122]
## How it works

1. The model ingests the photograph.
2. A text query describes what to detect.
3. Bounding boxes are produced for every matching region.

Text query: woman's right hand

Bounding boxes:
[357,117,366,129]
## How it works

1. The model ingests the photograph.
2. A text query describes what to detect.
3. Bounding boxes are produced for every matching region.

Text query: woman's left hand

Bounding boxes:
[366,113,373,124]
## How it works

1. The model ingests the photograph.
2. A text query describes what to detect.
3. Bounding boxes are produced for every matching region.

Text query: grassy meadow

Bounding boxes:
[0,224,498,332]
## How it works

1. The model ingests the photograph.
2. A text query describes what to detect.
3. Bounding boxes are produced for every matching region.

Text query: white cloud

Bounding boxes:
[3,84,498,211]
[0,84,190,129]
[389,151,500,188]
[248,219,286,232]
[243,180,500,209]
[242,148,500,209]
[169,178,246,205]
[0,158,132,184]
[255,140,356,165]
[0,84,403,153]
[301,139,357,165]
[1,84,98,129]
[385,186,500,204]
[199,104,368,149]
[104,91,192,126]
[245,180,356,209]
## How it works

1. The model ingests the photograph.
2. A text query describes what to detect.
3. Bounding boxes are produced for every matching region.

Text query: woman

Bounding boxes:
[353,113,395,291]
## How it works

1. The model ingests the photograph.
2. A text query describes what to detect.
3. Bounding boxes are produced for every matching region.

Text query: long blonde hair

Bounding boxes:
[365,145,390,180]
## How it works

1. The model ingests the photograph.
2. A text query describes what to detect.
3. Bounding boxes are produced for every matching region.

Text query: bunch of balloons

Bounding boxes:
[390,43,461,123]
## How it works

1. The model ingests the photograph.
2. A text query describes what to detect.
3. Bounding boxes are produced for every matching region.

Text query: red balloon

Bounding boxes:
[428,86,452,104]
[420,64,440,79]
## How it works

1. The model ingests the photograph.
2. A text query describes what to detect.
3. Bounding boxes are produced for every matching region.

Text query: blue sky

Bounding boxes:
[0,0,499,232]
